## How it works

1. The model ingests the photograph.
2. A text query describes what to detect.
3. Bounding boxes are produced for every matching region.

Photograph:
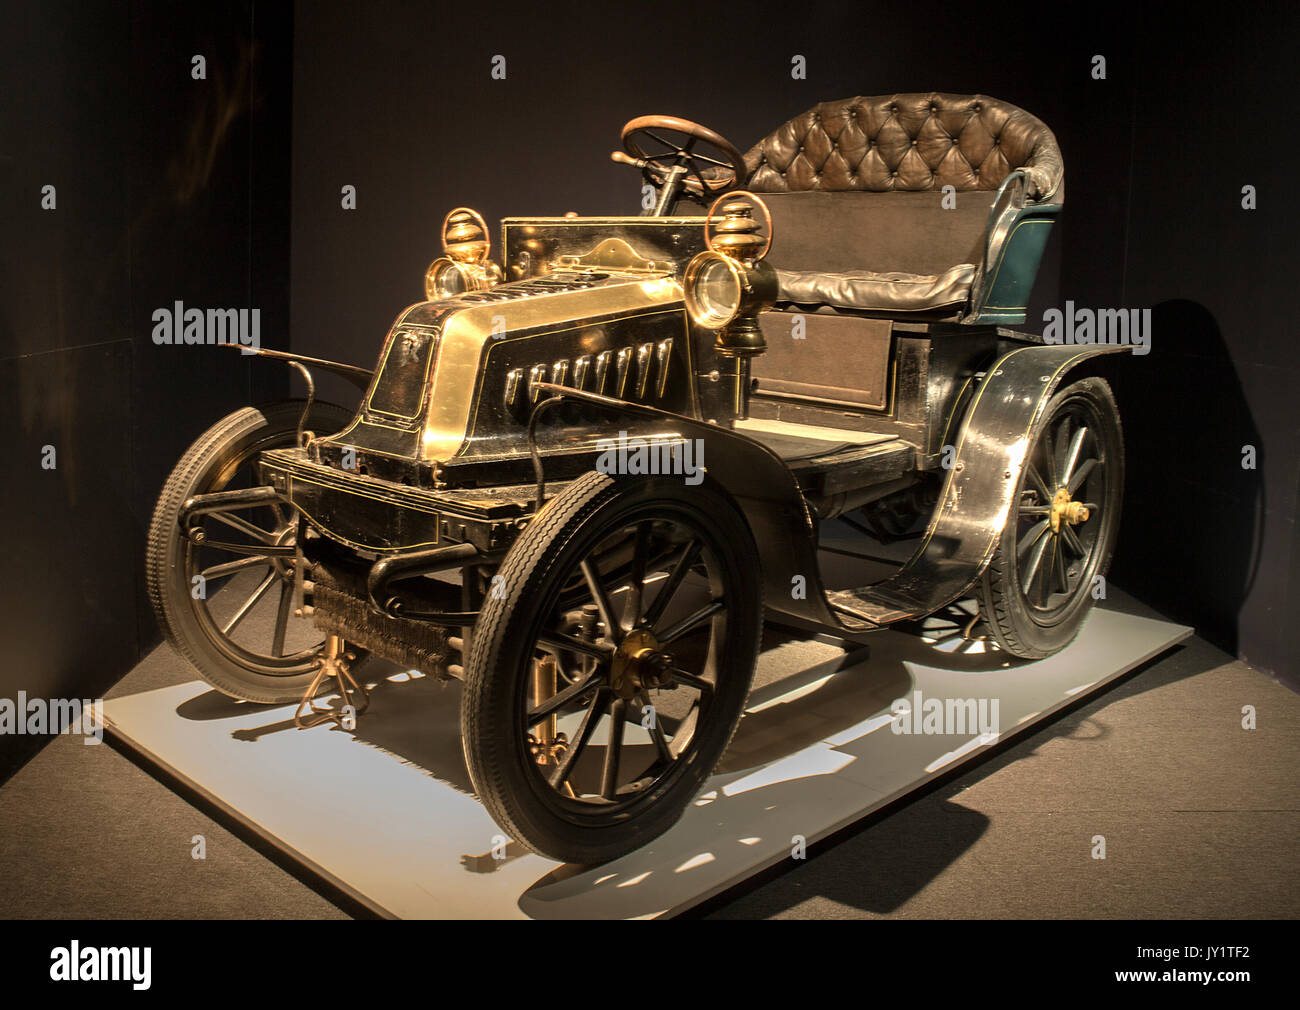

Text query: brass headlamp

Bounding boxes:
[424,207,504,299]
[683,192,776,417]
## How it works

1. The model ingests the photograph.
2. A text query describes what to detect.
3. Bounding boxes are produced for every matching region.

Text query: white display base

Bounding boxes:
[102,596,1190,919]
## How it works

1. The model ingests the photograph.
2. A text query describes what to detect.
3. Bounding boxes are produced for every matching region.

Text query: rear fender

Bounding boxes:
[826,343,1129,625]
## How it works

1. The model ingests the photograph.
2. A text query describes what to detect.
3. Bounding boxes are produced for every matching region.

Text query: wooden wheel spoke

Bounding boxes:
[1051,417,1068,483]
[1041,421,1063,490]
[580,558,622,644]
[668,666,715,694]
[1025,463,1051,504]
[1062,524,1086,559]
[1068,457,1098,496]
[1020,530,1052,597]
[1061,424,1089,486]
[270,582,293,657]
[549,689,608,789]
[600,697,628,799]
[1017,519,1050,559]
[528,669,602,725]
[622,521,652,630]
[221,570,278,635]
[538,629,614,661]
[657,598,723,645]
[1053,539,1070,594]
[648,711,674,763]
[209,511,279,545]
[199,555,271,580]
[669,701,701,759]
[643,538,702,629]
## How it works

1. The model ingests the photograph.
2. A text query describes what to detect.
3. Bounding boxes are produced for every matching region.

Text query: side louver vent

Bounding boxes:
[504,339,673,417]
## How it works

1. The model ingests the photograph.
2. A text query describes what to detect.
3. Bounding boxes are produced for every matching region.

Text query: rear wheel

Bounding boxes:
[461,471,762,864]
[976,377,1124,659]
[146,400,354,702]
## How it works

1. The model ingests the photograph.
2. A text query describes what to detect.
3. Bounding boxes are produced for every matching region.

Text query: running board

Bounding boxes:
[822,343,1129,632]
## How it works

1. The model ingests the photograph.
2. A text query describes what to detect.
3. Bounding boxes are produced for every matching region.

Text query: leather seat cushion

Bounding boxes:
[776,263,975,313]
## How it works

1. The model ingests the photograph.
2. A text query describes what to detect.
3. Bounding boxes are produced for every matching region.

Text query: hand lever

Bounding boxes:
[610,150,649,169]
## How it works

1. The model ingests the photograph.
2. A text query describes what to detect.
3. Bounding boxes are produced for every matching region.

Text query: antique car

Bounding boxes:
[147,93,1125,864]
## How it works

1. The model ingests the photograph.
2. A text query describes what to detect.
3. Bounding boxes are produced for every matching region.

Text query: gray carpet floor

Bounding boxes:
[1,608,1295,919]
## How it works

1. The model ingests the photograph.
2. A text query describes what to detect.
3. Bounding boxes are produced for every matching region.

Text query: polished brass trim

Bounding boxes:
[424,257,503,300]
[683,252,742,329]
[421,278,690,462]
[573,355,591,390]
[528,363,549,402]
[441,206,492,264]
[703,191,773,263]
[613,347,632,398]
[593,350,611,394]
[654,339,673,398]
[503,368,523,411]
[556,237,665,273]
[634,343,653,398]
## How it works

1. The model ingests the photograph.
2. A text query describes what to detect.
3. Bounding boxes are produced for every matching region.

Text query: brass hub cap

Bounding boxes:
[610,628,673,699]
[1049,486,1090,534]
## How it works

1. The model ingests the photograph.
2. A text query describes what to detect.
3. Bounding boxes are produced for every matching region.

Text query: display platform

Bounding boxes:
[102,593,1190,919]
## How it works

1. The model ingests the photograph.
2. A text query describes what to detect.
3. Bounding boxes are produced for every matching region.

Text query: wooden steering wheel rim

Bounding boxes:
[621,115,748,195]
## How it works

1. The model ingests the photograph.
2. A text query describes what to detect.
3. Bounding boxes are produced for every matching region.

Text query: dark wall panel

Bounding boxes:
[0,0,294,780]
[1103,6,1300,679]
[0,343,137,776]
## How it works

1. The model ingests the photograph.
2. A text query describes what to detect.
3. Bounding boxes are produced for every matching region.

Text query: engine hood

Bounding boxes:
[315,268,690,474]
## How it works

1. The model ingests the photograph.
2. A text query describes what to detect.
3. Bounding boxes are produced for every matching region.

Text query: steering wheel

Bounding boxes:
[613,115,748,213]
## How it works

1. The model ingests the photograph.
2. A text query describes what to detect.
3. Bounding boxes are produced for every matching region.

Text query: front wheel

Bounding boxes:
[461,471,763,864]
[976,376,1124,659]
[146,400,354,703]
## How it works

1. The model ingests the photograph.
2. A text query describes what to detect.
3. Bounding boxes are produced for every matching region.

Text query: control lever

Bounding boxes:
[610,150,649,169]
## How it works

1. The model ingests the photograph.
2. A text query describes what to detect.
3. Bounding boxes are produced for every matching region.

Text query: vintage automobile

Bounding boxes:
[148,93,1125,864]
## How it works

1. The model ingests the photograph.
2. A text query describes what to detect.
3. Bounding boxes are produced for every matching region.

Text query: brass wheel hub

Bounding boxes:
[1049,486,1090,533]
[611,628,674,698]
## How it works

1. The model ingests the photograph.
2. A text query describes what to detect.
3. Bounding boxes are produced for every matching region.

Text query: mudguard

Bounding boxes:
[826,343,1129,627]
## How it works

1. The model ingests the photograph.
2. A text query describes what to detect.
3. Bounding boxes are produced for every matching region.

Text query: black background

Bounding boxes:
[2,0,1296,779]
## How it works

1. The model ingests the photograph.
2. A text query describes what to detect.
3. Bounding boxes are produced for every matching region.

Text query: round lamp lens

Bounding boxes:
[694,258,741,325]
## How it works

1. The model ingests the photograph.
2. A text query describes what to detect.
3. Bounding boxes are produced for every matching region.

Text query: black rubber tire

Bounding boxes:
[461,471,763,864]
[146,400,353,703]
[976,377,1124,659]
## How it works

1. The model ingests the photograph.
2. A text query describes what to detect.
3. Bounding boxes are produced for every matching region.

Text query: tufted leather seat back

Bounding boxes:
[743,93,1063,201]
